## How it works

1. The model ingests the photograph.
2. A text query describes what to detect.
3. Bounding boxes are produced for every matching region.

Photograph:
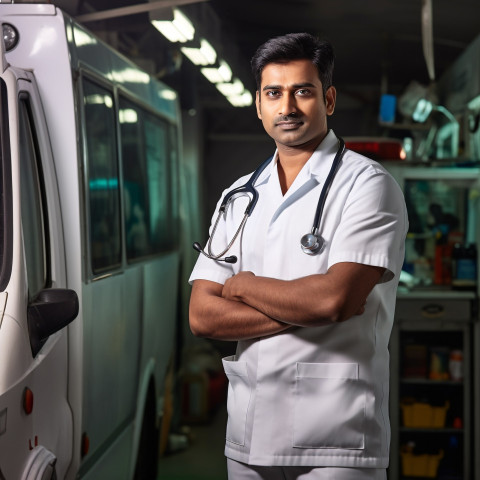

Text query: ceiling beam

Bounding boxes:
[76,0,209,23]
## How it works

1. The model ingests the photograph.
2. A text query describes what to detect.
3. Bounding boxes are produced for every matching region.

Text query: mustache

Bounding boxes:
[275,112,302,122]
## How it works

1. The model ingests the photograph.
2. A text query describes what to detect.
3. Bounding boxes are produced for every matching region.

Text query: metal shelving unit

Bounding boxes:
[389,292,475,480]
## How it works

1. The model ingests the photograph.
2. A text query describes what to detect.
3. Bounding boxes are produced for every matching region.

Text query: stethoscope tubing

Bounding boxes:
[194,135,346,262]
[206,211,248,260]
[198,154,274,262]
[311,137,345,234]
[219,155,274,216]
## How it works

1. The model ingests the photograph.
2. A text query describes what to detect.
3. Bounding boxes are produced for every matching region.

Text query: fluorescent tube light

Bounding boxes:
[227,91,253,107]
[151,21,183,42]
[151,8,194,43]
[201,60,233,84]
[181,38,217,65]
[199,38,216,64]
[216,78,244,97]
[218,60,232,82]
[201,67,224,83]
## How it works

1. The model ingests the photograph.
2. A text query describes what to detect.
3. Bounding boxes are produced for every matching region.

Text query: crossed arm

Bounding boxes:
[189,262,385,341]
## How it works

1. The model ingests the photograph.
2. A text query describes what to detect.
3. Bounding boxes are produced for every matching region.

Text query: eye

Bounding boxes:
[296,88,312,96]
[265,90,281,98]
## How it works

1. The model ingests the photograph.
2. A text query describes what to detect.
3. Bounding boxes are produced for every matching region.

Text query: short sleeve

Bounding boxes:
[328,167,408,283]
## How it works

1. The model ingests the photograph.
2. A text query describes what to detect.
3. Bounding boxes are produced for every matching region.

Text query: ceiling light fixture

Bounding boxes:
[201,60,232,83]
[218,61,233,83]
[227,90,253,107]
[151,8,194,43]
[216,78,244,97]
[150,8,249,107]
[181,38,217,65]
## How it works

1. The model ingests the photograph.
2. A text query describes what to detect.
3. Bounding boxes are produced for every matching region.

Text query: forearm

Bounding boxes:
[224,274,338,326]
[189,280,292,341]
[222,263,384,326]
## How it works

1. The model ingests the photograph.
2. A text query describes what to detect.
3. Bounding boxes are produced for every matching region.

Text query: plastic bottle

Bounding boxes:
[452,243,477,290]
[449,350,463,382]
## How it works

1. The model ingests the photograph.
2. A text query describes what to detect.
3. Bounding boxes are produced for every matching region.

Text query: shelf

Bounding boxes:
[401,379,464,386]
[400,427,464,434]
[390,296,473,480]
[400,477,462,480]
[379,121,431,131]
[397,289,477,300]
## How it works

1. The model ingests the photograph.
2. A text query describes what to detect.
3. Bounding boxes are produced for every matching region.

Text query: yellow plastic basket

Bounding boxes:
[400,400,450,428]
[401,449,444,478]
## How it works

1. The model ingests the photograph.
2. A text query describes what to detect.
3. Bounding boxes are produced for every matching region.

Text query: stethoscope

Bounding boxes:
[193,137,346,264]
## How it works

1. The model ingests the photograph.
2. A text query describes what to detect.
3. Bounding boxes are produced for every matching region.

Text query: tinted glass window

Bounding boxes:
[18,98,47,299]
[119,98,174,260]
[0,78,12,291]
[168,125,180,244]
[83,79,121,272]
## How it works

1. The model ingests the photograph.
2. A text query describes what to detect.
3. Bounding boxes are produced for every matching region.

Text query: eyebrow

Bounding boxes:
[262,82,317,91]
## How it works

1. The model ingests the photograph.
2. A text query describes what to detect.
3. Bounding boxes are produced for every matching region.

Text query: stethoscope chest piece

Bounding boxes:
[300,232,324,255]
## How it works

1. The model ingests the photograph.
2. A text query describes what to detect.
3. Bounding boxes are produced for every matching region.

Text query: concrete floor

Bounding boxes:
[157,406,228,480]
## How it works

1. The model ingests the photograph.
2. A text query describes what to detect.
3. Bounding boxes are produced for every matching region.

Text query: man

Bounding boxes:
[189,33,408,480]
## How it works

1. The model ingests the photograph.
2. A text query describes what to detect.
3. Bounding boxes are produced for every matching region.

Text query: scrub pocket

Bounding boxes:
[293,362,365,449]
[222,355,251,446]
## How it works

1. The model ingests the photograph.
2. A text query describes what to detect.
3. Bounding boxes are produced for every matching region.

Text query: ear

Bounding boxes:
[325,86,336,116]
[256,91,262,119]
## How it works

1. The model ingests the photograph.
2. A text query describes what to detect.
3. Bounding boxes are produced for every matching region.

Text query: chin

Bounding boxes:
[274,133,306,145]
[280,136,314,148]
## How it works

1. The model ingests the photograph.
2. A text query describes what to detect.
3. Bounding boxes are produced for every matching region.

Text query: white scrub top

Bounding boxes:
[189,130,408,468]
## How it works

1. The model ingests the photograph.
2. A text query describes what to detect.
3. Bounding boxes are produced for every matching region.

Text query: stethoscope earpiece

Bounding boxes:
[300,233,324,255]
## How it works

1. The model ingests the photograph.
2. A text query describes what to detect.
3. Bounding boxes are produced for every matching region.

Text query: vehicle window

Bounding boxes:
[168,125,180,245]
[119,97,173,260]
[0,78,12,291]
[82,79,121,272]
[18,97,47,300]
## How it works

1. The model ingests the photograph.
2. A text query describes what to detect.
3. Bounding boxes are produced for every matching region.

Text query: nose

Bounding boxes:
[279,93,297,116]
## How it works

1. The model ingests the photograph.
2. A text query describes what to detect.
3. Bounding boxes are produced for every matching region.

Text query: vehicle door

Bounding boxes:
[0,69,77,479]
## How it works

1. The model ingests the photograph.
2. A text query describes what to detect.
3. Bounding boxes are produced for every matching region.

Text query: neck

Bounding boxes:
[276,135,326,195]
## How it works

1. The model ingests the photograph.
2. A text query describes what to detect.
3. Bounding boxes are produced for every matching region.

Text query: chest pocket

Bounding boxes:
[293,362,365,449]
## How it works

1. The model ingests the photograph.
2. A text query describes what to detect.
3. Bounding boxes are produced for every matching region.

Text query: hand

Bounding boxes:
[222,271,255,302]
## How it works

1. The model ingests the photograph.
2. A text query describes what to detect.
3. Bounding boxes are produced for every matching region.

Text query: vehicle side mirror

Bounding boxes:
[28,288,79,357]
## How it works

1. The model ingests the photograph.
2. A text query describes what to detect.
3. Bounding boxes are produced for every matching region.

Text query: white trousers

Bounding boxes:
[227,459,387,480]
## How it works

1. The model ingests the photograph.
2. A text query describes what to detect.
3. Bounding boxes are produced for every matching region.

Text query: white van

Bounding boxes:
[0,3,183,479]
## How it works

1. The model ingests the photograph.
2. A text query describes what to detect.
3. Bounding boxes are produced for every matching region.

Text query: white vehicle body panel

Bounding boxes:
[0,4,181,479]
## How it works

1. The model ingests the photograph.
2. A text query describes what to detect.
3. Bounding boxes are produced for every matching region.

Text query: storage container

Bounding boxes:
[401,449,444,477]
[401,400,450,428]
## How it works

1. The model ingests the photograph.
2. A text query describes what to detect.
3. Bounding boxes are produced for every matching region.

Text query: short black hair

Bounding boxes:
[251,33,334,98]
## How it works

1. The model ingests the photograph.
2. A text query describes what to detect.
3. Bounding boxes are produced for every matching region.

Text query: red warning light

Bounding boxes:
[23,387,34,415]
[344,137,405,161]
[81,432,90,457]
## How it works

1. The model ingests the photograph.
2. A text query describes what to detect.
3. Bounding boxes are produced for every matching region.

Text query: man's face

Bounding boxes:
[255,59,336,150]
